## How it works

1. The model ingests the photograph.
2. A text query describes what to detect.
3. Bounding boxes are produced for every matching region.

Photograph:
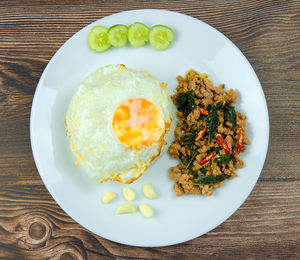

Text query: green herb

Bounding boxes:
[186,150,198,171]
[182,149,198,171]
[224,105,236,126]
[182,156,190,167]
[182,133,196,150]
[214,154,232,164]
[207,147,222,153]
[206,109,219,141]
[207,101,224,112]
[177,90,195,116]
[196,121,200,132]
[182,133,195,142]
[180,174,229,185]
[206,101,225,141]
[214,101,224,110]
[199,114,207,120]
[206,105,212,111]
[200,167,208,174]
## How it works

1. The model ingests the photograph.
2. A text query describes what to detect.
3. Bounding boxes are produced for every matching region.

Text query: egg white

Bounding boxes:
[65,64,176,183]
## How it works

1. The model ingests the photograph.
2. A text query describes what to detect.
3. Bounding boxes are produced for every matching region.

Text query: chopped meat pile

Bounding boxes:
[168,70,250,196]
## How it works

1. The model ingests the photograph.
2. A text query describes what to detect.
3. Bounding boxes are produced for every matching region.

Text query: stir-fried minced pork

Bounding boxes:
[168,70,250,196]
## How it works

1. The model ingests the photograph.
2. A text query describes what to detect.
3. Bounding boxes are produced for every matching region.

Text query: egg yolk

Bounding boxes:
[112,98,164,148]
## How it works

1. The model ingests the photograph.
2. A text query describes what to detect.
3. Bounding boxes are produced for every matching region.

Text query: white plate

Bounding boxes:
[30,9,269,247]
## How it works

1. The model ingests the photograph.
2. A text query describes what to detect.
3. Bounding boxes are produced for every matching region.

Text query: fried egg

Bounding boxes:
[65,64,176,183]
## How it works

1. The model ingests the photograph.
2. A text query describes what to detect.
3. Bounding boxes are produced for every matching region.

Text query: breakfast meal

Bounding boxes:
[168,70,250,196]
[27,10,262,243]
[69,23,248,203]
[65,64,176,184]
[88,22,175,52]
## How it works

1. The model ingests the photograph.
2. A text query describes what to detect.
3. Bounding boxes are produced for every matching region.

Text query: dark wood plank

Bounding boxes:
[0,0,300,259]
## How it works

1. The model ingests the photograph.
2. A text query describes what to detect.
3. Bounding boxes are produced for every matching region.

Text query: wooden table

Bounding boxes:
[1,1,299,259]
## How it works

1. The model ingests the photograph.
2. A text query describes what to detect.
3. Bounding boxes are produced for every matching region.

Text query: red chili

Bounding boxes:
[237,130,244,154]
[195,128,206,142]
[199,151,217,165]
[216,134,231,154]
[198,107,209,115]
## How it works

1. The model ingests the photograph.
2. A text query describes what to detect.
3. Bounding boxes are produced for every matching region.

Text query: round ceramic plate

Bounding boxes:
[30,9,269,247]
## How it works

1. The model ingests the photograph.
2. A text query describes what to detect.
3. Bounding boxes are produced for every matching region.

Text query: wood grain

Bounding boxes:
[0,0,300,259]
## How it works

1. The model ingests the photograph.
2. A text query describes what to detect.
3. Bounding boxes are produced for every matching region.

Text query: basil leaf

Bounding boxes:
[186,150,198,171]
[206,101,224,141]
[177,90,195,116]
[214,101,224,110]
[182,133,195,142]
[182,150,198,171]
[200,167,208,174]
[206,109,219,141]
[224,105,236,126]
[214,154,232,164]
[199,114,207,120]
[207,101,224,112]
[207,147,222,153]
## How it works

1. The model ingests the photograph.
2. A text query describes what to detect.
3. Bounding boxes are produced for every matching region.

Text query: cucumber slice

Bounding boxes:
[108,24,128,48]
[88,26,111,52]
[128,22,150,47]
[149,25,175,51]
